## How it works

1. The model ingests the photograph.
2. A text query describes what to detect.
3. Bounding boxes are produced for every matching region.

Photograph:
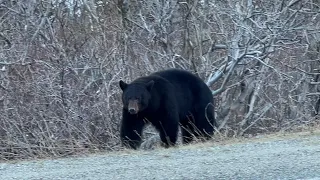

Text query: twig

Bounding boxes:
[212,52,247,96]
[239,103,273,136]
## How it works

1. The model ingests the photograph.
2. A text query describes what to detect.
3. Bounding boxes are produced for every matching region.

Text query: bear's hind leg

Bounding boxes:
[193,103,215,141]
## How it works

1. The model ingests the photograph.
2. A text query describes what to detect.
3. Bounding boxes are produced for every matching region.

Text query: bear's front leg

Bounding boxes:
[120,110,145,149]
[153,113,179,148]
[159,120,179,148]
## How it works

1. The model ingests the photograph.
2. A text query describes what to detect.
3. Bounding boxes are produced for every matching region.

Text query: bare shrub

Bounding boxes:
[0,0,319,160]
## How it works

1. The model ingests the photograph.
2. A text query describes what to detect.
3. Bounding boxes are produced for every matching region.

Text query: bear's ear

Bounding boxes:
[146,80,154,92]
[119,80,128,91]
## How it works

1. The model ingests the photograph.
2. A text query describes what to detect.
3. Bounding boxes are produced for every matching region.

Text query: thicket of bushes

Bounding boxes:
[0,0,319,160]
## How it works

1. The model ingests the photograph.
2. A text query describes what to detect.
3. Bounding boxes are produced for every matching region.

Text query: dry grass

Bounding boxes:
[3,124,320,165]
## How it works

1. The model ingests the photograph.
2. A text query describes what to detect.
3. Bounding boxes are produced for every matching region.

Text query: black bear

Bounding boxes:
[119,68,216,149]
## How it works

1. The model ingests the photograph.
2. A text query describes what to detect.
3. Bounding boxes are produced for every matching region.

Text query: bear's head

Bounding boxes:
[119,80,154,114]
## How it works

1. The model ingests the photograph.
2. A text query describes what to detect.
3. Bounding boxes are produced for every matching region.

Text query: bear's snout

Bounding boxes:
[129,108,137,114]
[128,100,139,114]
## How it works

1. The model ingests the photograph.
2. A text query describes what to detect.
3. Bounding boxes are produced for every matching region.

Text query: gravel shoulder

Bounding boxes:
[1,131,320,180]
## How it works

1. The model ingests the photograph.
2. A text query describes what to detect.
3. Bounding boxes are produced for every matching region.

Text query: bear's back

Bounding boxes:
[151,69,209,93]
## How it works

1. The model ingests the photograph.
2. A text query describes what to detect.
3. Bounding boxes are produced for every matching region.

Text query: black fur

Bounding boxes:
[119,68,216,149]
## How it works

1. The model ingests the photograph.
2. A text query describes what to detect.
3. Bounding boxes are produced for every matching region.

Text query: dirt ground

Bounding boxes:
[1,131,320,180]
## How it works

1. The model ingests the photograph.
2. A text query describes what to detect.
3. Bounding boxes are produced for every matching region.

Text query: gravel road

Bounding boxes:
[1,132,320,180]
